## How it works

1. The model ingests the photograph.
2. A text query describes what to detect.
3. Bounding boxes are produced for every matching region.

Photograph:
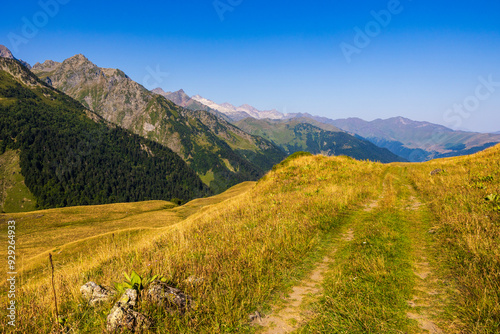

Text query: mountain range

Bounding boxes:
[0,57,209,210]
[329,117,500,162]
[30,53,410,177]
[31,54,286,193]
[30,50,497,166]
[2,43,499,211]
[156,88,500,162]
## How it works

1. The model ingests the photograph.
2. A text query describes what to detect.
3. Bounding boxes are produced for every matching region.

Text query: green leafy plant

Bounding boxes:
[485,194,500,212]
[113,271,166,294]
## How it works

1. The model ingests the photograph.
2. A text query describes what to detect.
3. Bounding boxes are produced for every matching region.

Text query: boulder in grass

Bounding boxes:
[146,281,193,312]
[430,169,443,176]
[80,281,115,306]
[106,289,151,333]
[106,307,151,333]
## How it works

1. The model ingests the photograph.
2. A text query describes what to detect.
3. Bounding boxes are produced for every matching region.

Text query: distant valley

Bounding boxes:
[235,118,405,163]
[166,89,500,163]
[329,117,500,162]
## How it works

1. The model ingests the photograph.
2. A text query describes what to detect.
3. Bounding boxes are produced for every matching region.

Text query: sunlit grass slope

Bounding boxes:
[0,149,36,212]
[408,144,500,332]
[1,145,499,333]
[0,182,255,284]
[0,153,384,333]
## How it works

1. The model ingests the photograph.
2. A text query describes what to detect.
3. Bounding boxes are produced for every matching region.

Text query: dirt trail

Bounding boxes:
[257,177,451,333]
[405,192,447,334]
[256,200,376,333]
[363,199,378,212]
[257,255,332,333]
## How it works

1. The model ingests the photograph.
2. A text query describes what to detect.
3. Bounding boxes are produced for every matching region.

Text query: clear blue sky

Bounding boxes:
[2,0,500,132]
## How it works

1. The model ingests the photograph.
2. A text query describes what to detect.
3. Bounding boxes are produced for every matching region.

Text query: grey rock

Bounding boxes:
[430,169,443,176]
[106,307,150,333]
[106,289,150,332]
[80,281,115,306]
[248,311,262,322]
[122,288,138,307]
[146,281,193,312]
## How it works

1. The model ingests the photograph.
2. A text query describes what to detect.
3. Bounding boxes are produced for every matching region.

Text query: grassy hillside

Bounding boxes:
[407,146,500,331]
[0,149,36,212]
[1,145,499,333]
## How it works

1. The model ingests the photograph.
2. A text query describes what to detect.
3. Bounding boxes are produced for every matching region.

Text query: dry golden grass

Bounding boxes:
[1,146,499,333]
[0,182,256,286]
[406,145,500,332]
[0,155,383,333]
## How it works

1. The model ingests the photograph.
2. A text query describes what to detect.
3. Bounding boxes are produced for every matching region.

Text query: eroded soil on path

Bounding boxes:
[257,177,456,334]
[257,255,332,334]
[405,193,449,333]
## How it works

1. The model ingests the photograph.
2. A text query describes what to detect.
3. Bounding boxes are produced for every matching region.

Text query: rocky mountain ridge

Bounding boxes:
[0,45,31,69]
[32,54,286,193]
[191,94,285,121]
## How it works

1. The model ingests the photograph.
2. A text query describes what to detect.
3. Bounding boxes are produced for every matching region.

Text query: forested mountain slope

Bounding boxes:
[32,55,286,192]
[0,58,209,209]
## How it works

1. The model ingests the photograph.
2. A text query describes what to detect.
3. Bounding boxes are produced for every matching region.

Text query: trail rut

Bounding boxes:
[256,199,374,333]
[405,192,447,333]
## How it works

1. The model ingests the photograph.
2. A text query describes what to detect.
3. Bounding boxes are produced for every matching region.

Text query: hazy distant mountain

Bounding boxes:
[32,55,286,193]
[153,88,403,162]
[330,117,500,162]
[191,95,285,121]
[235,118,406,163]
[0,45,31,69]
[152,83,500,163]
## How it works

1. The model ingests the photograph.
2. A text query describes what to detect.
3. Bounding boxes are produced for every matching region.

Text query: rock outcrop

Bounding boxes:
[146,281,193,312]
[106,289,151,333]
[80,281,115,306]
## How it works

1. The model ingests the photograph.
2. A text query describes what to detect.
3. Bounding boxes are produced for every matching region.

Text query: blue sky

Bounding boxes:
[2,0,500,132]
